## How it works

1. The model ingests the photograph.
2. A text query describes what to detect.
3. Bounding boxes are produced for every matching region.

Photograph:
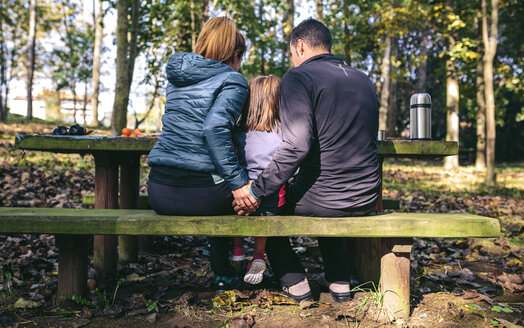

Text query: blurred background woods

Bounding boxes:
[0,0,523,182]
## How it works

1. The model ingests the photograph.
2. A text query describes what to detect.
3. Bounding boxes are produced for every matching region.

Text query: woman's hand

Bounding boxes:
[232,181,260,215]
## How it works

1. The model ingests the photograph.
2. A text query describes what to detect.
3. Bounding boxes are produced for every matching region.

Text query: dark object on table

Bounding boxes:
[52,126,69,135]
[69,124,87,135]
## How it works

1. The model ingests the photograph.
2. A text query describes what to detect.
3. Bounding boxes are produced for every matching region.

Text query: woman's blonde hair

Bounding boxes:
[195,17,246,64]
[240,75,281,132]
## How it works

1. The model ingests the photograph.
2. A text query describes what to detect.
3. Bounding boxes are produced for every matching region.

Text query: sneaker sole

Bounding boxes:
[244,260,266,285]
[231,254,245,261]
[282,290,313,302]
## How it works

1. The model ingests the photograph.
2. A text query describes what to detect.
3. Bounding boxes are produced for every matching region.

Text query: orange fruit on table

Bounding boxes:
[133,128,142,135]
[120,134,129,137]
[122,128,132,136]
[130,133,137,137]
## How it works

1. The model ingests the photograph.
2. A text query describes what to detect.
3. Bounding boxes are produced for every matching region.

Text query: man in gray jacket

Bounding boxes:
[234,18,381,302]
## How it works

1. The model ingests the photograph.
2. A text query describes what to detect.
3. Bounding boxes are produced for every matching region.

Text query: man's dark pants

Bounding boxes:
[266,197,374,287]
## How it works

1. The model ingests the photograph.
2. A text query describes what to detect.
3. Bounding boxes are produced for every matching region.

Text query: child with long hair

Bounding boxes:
[233,75,284,285]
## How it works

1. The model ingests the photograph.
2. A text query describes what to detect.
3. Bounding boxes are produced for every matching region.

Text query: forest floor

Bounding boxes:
[0,119,523,328]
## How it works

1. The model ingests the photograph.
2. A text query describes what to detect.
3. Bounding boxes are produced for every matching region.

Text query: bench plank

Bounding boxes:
[0,208,500,238]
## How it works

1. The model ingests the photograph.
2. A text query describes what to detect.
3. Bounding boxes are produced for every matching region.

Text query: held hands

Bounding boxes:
[232,181,260,215]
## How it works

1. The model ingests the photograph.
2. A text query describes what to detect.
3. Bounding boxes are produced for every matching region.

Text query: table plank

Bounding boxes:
[15,135,458,157]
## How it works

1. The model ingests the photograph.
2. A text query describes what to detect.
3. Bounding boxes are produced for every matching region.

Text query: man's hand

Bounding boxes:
[232,181,260,215]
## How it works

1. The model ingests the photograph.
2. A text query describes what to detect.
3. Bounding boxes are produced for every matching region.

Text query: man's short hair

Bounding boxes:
[290,18,332,52]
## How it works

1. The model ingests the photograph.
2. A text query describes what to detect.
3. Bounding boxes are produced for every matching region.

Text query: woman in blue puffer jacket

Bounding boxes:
[147,17,254,291]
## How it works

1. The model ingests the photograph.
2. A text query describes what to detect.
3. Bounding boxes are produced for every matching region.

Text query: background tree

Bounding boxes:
[26,0,37,120]
[91,0,104,126]
[482,0,498,186]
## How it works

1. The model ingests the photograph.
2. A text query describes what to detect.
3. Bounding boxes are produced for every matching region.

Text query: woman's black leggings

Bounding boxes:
[148,180,236,277]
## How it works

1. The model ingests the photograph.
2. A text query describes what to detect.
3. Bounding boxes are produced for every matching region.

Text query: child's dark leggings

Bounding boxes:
[147,180,236,277]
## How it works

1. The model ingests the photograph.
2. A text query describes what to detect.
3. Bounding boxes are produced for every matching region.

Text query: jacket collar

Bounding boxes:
[300,53,336,66]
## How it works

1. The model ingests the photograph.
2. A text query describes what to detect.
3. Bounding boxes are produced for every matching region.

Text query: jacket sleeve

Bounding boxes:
[251,70,314,198]
[203,73,249,191]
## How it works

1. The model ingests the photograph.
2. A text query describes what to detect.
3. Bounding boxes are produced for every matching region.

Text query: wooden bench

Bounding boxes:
[0,207,499,318]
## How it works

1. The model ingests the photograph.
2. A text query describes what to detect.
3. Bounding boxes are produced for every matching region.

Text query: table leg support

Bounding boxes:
[118,153,141,264]
[56,235,89,305]
[380,238,412,320]
[93,153,119,283]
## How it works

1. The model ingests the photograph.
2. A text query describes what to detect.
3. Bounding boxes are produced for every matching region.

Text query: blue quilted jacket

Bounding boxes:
[148,53,249,190]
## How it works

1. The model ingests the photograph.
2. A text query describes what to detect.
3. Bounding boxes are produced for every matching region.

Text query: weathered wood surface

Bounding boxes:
[93,153,118,282]
[82,193,151,209]
[55,235,89,304]
[118,152,141,264]
[83,194,398,211]
[15,135,458,157]
[0,208,500,238]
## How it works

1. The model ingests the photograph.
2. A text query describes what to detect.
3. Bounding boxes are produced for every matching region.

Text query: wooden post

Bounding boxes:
[56,234,89,304]
[381,239,412,320]
[93,152,119,284]
[354,156,384,284]
[118,152,141,264]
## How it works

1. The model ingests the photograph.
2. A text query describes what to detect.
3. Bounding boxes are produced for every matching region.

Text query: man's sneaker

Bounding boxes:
[232,246,245,262]
[214,275,242,295]
[282,278,313,302]
[318,274,351,303]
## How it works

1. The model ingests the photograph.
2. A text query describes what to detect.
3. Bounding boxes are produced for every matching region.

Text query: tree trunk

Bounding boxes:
[83,83,88,124]
[415,34,430,92]
[342,0,351,66]
[475,60,486,170]
[482,0,498,186]
[283,0,294,70]
[201,0,210,26]
[378,35,391,131]
[26,0,37,120]
[91,0,103,126]
[127,0,139,90]
[315,0,323,22]
[444,50,459,169]
[111,0,130,136]
[72,78,77,123]
[386,37,398,137]
[0,30,5,121]
[190,0,196,51]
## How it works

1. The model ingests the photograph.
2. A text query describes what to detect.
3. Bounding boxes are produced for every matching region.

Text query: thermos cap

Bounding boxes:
[410,93,431,108]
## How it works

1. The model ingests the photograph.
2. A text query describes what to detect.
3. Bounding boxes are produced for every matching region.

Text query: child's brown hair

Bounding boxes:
[240,75,281,132]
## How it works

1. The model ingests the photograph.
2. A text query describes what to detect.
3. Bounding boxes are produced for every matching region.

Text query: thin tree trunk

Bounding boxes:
[315,0,323,22]
[416,34,430,92]
[386,37,398,137]
[190,0,196,51]
[111,0,130,135]
[72,78,77,123]
[475,60,486,170]
[378,35,391,131]
[201,0,210,26]
[135,76,160,129]
[284,0,294,70]
[444,51,459,169]
[482,0,498,186]
[26,0,37,120]
[91,0,103,126]
[127,0,138,90]
[342,0,351,66]
[0,30,5,121]
[83,83,88,124]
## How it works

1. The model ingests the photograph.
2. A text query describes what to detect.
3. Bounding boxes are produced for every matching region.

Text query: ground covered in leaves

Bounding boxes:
[1,120,523,327]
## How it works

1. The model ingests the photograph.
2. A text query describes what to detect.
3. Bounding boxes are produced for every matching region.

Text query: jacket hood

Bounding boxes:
[166,52,235,87]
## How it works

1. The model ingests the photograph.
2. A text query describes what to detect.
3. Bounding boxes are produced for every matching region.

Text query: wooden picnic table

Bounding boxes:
[14,134,458,285]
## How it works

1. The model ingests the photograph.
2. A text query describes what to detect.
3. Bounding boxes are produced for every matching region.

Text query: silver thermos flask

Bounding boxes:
[410,93,432,140]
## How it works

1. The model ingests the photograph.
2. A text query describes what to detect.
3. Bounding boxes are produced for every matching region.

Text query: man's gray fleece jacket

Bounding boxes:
[148,52,249,191]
